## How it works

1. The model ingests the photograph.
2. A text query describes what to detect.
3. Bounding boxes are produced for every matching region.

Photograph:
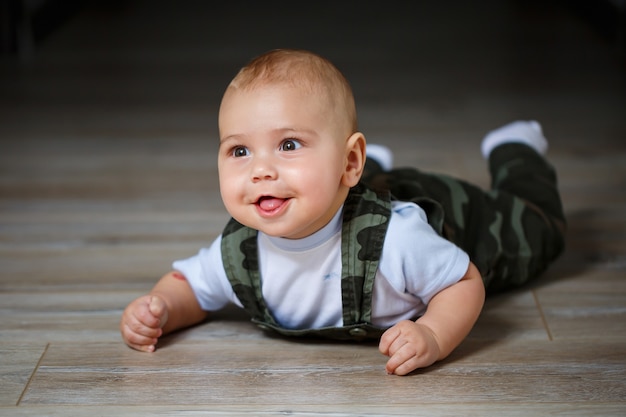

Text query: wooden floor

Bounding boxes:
[1,1,625,415]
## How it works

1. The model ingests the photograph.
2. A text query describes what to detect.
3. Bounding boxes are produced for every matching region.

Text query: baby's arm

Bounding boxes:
[379,261,485,375]
[120,271,209,352]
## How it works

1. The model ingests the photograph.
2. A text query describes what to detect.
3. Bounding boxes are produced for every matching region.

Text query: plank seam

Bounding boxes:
[16,342,50,406]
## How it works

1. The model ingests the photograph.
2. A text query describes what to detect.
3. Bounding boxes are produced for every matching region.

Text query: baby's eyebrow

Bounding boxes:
[219,134,244,144]
[219,128,319,145]
[273,127,318,137]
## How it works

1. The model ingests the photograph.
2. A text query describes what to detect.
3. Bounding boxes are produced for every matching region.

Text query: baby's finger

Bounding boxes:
[385,345,411,374]
[135,302,161,328]
[121,323,159,352]
[124,311,163,338]
[379,326,401,355]
[148,295,169,326]
[126,339,156,353]
[385,342,423,375]
[387,354,421,376]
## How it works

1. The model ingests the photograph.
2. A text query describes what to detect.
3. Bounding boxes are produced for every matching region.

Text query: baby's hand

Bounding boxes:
[378,320,441,376]
[120,295,169,352]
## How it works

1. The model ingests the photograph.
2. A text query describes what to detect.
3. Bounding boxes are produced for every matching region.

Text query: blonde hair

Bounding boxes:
[227,49,357,132]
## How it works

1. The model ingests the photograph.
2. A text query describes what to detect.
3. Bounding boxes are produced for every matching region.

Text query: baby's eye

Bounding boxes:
[232,146,249,157]
[279,139,302,152]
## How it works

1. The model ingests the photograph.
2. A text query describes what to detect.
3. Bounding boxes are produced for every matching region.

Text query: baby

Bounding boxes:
[121,49,565,376]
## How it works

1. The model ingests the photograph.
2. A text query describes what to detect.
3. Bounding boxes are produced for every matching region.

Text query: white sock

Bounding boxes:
[481,120,548,159]
[366,144,394,171]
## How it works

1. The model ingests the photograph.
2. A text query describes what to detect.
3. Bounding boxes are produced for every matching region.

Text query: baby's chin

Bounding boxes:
[255,223,315,240]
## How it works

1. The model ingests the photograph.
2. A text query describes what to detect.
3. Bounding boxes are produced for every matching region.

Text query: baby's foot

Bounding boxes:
[366,144,394,171]
[481,120,548,158]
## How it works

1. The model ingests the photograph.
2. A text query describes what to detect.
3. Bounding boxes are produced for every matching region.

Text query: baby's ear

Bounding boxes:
[342,132,366,187]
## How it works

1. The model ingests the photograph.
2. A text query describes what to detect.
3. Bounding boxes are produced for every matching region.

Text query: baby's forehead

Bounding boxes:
[241,78,331,98]
[223,80,355,133]
[227,81,336,111]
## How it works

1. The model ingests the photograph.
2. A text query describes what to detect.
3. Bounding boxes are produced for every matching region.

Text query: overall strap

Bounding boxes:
[220,182,392,340]
[220,217,278,326]
[340,182,391,326]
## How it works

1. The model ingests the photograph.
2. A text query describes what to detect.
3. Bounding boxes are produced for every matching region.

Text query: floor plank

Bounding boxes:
[468,290,549,341]
[537,292,626,340]
[2,403,625,417]
[0,343,47,406]
[18,339,626,406]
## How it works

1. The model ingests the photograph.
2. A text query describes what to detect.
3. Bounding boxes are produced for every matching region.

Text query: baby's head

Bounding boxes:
[222,49,357,135]
[217,49,366,239]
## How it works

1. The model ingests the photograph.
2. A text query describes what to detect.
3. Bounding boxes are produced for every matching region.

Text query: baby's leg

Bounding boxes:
[479,121,566,289]
[362,122,566,291]
[479,142,566,290]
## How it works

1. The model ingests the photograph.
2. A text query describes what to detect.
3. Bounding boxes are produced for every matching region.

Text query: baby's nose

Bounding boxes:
[251,156,278,182]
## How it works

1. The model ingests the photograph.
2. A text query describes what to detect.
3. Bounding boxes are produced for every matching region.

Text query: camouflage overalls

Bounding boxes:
[220,143,566,340]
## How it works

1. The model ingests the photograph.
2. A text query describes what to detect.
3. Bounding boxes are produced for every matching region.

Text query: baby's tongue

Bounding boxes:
[259,197,284,211]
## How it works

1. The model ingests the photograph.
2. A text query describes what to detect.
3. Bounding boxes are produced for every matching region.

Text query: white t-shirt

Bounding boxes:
[173,200,470,329]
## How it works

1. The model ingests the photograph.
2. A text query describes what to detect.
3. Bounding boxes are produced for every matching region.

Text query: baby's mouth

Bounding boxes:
[256,196,288,212]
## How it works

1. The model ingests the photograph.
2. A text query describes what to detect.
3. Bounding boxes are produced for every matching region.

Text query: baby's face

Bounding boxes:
[218,83,351,239]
